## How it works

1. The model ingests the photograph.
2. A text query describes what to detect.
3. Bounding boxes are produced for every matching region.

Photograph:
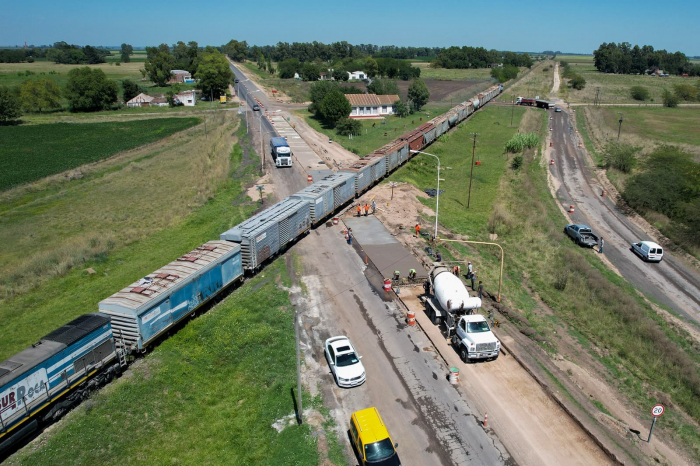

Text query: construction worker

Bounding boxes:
[364,203,370,216]
[371,200,376,214]
[415,223,420,236]
[478,281,484,300]
[408,269,416,280]
[423,279,430,296]
[453,265,461,276]
[393,270,400,281]
[357,205,362,217]
[347,231,353,245]
[467,261,473,278]
[471,273,476,291]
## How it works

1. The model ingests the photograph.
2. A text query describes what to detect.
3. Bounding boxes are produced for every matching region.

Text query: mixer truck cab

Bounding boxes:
[452,315,500,362]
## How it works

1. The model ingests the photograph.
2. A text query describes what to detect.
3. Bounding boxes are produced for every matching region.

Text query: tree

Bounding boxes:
[19,79,62,112]
[407,78,430,111]
[309,80,337,115]
[65,67,119,111]
[569,74,586,90]
[319,90,351,125]
[144,45,175,87]
[122,79,141,103]
[301,62,320,81]
[630,85,649,101]
[278,58,302,79]
[673,84,697,101]
[222,39,248,62]
[367,79,399,95]
[335,117,362,136]
[364,58,378,78]
[195,50,233,99]
[603,142,640,173]
[394,99,409,117]
[332,67,347,81]
[121,43,133,63]
[0,87,22,124]
[662,88,679,107]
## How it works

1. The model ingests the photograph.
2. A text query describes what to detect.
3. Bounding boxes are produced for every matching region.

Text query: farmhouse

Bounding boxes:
[345,94,400,119]
[126,93,155,108]
[170,69,192,83]
[347,70,367,81]
[175,90,196,107]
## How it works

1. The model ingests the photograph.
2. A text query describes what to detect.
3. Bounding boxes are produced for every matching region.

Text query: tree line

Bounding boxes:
[222,40,441,64]
[275,56,420,82]
[593,42,700,76]
[433,47,533,69]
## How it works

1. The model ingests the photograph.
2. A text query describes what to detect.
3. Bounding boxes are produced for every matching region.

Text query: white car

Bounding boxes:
[631,241,664,262]
[324,336,366,388]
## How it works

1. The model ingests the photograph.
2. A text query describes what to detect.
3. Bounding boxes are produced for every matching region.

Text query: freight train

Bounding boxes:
[0,83,503,454]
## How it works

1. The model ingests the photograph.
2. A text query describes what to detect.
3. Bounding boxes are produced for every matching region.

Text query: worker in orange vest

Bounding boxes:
[364,203,370,216]
[415,224,420,236]
[357,205,362,217]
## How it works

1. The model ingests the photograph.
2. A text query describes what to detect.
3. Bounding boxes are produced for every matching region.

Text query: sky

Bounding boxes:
[1,0,699,56]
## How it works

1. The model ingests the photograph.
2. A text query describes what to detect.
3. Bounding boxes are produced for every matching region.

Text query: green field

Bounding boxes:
[4,120,322,464]
[583,106,700,147]
[0,61,144,88]
[106,50,148,62]
[296,105,451,157]
[556,57,699,103]
[413,64,493,81]
[0,118,200,191]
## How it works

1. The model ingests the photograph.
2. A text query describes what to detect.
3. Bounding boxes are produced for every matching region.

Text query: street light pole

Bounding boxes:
[467,133,479,208]
[410,150,441,239]
[438,238,505,303]
[617,113,624,141]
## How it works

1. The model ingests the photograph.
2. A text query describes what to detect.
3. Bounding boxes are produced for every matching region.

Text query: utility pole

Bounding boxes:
[467,133,479,208]
[510,94,515,127]
[294,310,303,424]
[617,112,624,141]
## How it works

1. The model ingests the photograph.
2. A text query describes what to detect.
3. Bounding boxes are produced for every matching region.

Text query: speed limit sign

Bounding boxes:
[651,404,665,417]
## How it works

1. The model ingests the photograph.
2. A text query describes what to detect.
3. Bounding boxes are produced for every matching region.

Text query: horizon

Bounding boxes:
[1,0,698,57]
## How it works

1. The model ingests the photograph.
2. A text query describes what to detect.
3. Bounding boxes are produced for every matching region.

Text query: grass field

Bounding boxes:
[581,106,700,148]
[0,118,200,191]
[393,105,700,460]
[106,50,148,63]
[4,121,322,464]
[296,105,451,157]
[413,64,493,81]
[0,61,144,88]
[0,113,241,310]
[555,57,699,103]
[506,60,554,100]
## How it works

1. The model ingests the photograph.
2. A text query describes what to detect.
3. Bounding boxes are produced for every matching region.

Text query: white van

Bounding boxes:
[631,241,664,262]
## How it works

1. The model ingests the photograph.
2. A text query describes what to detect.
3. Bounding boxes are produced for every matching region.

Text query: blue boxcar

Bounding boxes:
[1,314,116,451]
[220,198,311,270]
[98,241,243,352]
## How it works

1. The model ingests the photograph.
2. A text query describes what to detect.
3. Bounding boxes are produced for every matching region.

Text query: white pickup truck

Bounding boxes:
[451,315,500,362]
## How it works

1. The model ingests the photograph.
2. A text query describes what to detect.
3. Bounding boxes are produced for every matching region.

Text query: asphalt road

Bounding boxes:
[549,110,700,322]
[230,60,512,464]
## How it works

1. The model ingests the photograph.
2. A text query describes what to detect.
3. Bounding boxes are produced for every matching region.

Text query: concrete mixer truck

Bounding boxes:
[424,266,500,362]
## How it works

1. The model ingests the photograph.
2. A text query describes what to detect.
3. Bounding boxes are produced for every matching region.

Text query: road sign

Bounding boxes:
[651,405,665,417]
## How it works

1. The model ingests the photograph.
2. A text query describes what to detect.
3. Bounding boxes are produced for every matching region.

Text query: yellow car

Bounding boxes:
[349,407,401,465]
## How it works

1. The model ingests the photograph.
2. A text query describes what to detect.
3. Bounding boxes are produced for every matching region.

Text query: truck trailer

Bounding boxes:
[270,137,292,168]
[516,97,536,106]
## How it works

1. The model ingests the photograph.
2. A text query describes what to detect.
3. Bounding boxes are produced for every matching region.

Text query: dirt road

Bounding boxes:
[547,111,700,322]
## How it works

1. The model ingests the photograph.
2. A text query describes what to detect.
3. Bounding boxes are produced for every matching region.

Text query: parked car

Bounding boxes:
[234,78,239,83]
[350,407,401,466]
[252,104,260,111]
[325,336,366,388]
[564,224,599,248]
[555,107,562,112]
[631,241,664,262]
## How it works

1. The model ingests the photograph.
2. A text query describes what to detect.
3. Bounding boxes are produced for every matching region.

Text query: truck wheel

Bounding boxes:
[430,310,439,326]
[459,346,468,363]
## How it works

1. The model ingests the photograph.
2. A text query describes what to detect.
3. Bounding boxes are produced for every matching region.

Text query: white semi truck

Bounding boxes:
[270,137,292,167]
[424,266,500,362]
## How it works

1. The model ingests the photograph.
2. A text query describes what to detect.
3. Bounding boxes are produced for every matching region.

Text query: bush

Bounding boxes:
[504,132,539,153]
[335,117,362,136]
[569,74,586,90]
[662,88,679,107]
[630,85,649,101]
[394,100,409,118]
[602,142,640,173]
[510,155,523,170]
[673,84,698,101]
